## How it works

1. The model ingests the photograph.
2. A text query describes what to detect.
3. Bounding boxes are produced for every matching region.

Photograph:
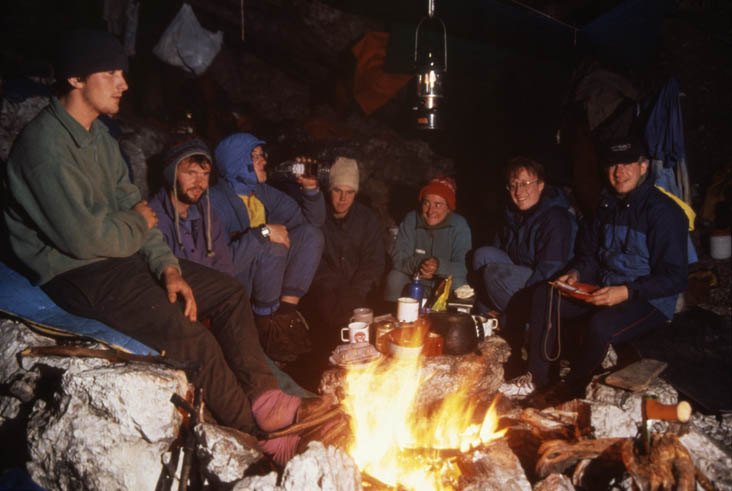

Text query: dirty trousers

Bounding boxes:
[42,254,279,432]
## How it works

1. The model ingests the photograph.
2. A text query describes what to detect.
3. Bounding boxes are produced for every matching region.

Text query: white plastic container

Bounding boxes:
[710,229,731,260]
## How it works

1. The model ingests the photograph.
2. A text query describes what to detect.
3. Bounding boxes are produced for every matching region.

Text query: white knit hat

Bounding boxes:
[329,157,359,192]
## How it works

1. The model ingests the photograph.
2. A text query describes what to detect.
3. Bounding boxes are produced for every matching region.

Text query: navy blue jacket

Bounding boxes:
[496,186,577,287]
[571,175,688,319]
[313,200,386,298]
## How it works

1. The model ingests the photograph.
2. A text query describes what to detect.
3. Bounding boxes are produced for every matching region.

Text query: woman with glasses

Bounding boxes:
[472,157,577,381]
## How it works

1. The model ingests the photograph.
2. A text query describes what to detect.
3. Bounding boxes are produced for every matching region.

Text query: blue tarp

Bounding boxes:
[0,260,157,355]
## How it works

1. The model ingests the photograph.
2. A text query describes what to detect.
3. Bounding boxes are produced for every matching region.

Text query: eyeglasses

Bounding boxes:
[506,179,538,192]
[251,150,268,162]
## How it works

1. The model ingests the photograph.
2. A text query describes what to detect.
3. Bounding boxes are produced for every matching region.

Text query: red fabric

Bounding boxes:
[352,32,412,116]
[419,175,457,211]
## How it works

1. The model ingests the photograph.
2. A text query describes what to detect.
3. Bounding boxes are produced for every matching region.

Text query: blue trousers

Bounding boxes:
[472,246,533,312]
[528,283,668,388]
[232,224,324,313]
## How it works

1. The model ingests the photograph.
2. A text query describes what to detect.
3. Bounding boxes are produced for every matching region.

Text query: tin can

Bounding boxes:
[374,320,396,354]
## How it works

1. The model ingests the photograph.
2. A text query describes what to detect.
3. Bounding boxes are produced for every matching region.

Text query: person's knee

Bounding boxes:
[264,241,289,258]
[384,270,409,301]
[472,246,509,270]
[294,224,324,251]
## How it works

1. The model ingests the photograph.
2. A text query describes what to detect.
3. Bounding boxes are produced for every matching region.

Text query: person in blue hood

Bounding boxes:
[209,133,325,363]
[504,135,688,404]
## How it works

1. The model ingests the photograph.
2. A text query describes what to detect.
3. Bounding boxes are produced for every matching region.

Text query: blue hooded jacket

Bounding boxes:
[209,133,325,241]
[495,185,577,287]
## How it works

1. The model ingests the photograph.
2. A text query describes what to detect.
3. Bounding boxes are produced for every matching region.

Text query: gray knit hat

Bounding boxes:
[329,157,359,192]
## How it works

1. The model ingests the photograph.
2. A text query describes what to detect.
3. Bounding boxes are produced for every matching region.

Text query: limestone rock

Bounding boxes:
[195,422,263,485]
[459,439,532,491]
[25,362,188,490]
[533,473,575,491]
[0,94,49,162]
[585,377,678,439]
[319,335,509,409]
[589,402,639,439]
[680,428,732,490]
[232,472,279,491]
[117,118,168,200]
[280,441,362,491]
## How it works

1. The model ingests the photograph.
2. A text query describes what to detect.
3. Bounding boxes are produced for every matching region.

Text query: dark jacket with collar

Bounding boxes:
[496,185,577,287]
[571,174,688,319]
[4,97,178,285]
[313,200,385,298]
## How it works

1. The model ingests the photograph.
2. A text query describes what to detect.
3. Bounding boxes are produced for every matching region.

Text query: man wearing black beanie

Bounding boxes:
[4,29,333,467]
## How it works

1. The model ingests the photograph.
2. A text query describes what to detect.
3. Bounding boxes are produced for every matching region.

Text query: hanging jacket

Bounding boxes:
[391,210,472,290]
[571,174,688,319]
[209,133,325,244]
[495,185,577,287]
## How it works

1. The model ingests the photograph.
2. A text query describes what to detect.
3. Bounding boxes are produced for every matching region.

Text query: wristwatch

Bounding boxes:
[259,225,271,240]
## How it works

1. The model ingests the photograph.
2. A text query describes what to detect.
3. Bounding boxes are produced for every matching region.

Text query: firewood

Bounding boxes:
[535,438,624,478]
[19,345,193,370]
[621,433,716,491]
[267,407,345,438]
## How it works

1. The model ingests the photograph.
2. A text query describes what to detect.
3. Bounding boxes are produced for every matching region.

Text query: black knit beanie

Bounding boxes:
[55,29,128,80]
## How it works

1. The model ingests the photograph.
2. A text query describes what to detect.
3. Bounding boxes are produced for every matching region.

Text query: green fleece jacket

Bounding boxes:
[391,210,472,289]
[3,97,179,285]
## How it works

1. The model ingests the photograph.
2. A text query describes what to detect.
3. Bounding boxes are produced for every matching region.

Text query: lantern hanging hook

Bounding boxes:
[414,1,447,72]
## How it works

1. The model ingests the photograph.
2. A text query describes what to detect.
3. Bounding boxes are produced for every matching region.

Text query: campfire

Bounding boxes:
[340,355,506,489]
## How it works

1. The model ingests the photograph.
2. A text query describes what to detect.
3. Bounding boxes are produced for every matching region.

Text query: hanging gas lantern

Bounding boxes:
[414,0,447,130]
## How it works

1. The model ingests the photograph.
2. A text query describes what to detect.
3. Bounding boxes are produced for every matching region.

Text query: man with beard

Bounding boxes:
[149,137,235,277]
[3,30,335,466]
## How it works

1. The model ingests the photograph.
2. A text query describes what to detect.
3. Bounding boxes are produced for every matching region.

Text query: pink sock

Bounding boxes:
[252,389,301,432]
[259,435,301,467]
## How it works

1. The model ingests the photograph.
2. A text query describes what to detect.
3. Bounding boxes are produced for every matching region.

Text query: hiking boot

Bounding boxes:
[257,310,312,363]
[498,372,536,398]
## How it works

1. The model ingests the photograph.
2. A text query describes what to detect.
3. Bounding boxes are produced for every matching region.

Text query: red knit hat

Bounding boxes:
[419,175,457,211]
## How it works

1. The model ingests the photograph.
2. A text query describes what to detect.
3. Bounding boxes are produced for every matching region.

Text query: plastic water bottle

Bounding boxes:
[273,160,330,181]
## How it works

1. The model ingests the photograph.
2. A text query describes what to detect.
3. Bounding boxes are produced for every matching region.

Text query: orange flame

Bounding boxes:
[342,355,506,490]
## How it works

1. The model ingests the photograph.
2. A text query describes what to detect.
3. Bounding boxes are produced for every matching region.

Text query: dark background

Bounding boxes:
[2,0,731,242]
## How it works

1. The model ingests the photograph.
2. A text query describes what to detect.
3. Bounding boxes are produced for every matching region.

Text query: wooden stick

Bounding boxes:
[19,345,193,371]
[266,407,344,438]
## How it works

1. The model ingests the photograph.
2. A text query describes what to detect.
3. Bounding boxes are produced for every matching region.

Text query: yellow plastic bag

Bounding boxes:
[430,275,452,312]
